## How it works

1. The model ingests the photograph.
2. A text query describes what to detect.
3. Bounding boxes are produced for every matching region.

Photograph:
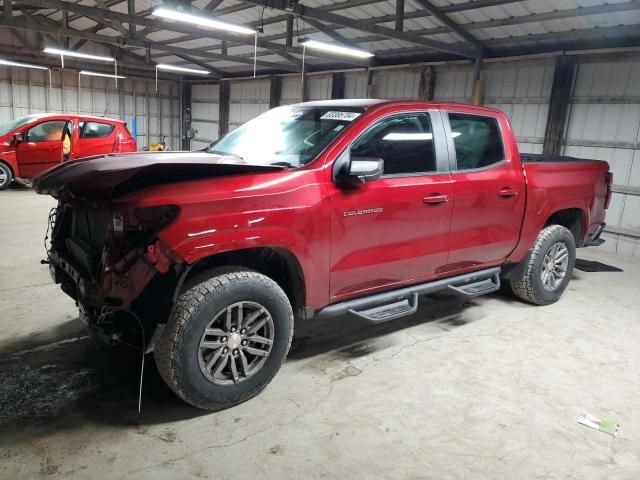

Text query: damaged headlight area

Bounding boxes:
[46,202,183,318]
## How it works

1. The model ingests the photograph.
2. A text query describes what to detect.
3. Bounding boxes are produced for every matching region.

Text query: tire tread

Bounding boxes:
[155,267,293,410]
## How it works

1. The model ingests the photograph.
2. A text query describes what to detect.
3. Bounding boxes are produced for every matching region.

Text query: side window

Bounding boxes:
[26,121,66,142]
[449,113,505,170]
[350,114,436,175]
[80,121,115,139]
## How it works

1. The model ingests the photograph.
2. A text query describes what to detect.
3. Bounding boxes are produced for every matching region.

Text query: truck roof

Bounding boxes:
[290,98,504,115]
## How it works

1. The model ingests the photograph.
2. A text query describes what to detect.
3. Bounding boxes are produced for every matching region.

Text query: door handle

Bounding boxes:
[497,188,518,198]
[423,194,449,205]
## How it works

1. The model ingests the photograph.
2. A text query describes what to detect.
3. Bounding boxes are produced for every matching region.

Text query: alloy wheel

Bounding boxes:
[198,301,274,386]
[541,241,569,291]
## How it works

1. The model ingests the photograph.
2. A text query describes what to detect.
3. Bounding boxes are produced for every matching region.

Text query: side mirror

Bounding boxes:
[13,132,24,144]
[346,156,384,183]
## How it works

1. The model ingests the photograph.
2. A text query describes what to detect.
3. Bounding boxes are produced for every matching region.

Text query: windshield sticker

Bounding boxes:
[320,111,361,122]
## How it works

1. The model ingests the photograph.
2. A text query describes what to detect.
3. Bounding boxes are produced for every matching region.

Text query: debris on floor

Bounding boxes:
[577,412,619,437]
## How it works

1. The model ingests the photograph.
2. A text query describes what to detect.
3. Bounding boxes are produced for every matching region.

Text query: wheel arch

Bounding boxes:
[183,247,306,317]
[544,207,586,246]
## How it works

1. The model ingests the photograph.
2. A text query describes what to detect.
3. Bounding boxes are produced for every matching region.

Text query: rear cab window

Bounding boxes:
[448,113,505,170]
[79,121,115,139]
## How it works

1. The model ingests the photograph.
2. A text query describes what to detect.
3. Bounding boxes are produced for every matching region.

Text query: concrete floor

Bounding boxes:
[1,186,639,479]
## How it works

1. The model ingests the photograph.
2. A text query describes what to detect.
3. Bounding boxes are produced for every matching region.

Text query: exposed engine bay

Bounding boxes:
[46,201,182,343]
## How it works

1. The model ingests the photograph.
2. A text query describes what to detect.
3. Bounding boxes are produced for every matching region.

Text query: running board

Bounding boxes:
[349,293,419,323]
[447,272,500,298]
[314,267,501,323]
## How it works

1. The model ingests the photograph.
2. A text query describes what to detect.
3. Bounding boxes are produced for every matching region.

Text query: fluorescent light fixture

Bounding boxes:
[80,70,126,79]
[43,47,114,62]
[300,39,374,58]
[156,64,209,75]
[383,132,433,141]
[0,59,48,70]
[153,7,256,35]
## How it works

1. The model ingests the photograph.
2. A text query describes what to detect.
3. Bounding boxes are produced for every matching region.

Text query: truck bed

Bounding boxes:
[521,153,598,164]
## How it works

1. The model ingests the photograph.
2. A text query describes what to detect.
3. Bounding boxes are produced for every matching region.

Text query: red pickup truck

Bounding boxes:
[0,113,136,190]
[34,100,611,410]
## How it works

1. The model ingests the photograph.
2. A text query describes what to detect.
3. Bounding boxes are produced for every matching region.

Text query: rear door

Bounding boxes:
[15,120,68,178]
[444,111,525,271]
[328,110,454,300]
[75,120,117,158]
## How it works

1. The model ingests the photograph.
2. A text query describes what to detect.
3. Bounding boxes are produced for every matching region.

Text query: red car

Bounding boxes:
[34,100,611,410]
[0,113,136,190]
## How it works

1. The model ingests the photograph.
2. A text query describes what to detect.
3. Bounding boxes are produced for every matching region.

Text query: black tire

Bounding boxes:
[154,267,294,410]
[510,225,576,306]
[0,162,12,191]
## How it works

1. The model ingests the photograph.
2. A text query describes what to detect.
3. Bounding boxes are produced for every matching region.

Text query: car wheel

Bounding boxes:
[154,267,294,410]
[0,163,13,191]
[510,225,576,306]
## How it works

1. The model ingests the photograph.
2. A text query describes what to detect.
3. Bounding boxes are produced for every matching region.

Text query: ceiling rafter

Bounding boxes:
[237,0,481,58]
[411,0,485,50]
[222,0,640,55]
[14,0,302,59]
[0,15,303,72]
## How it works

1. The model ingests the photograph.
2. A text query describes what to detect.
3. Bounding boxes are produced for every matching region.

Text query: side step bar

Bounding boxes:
[314,267,501,323]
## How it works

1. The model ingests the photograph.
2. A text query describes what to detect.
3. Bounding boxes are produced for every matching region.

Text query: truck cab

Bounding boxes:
[0,113,136,190]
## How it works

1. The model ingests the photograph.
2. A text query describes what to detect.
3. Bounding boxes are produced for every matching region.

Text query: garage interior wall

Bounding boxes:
[0,66,180,150]
[190,55,639,257]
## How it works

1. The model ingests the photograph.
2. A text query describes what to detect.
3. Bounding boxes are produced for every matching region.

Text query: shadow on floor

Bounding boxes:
[575,258,623,273]
[0,292,486,441]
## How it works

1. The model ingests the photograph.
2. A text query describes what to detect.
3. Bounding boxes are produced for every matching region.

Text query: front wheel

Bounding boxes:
[510,225,576,305]
[0,162,13,191]
[154,268,294,410]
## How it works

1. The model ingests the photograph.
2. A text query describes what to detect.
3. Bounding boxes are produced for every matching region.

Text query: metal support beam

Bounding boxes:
[543,56,576,156]
[16,0,303,68]
[304,17,359,49]
[366,69,374,98]
[286,15,293,47]
[175,54,224,76]
[0,17,301,72]
[418,66,435,101]
[472,57,483,105]
[269,76,281,108]
[331,72,345,99]
[182,81,192,149]
[395,0,404,32]
[411,0,484,50]
[203,0,224,11]
[218,80,230,137]
[127,0,136,35]
[238,0,481,58]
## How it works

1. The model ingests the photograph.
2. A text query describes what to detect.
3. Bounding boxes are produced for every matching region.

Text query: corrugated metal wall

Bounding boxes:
[371,68,421,99]
[564,60,640,256]
[432,60,553,154]
[229,78,270,131]
[0,66,180,150]
[481,60,554,154]
[191,83,220,150]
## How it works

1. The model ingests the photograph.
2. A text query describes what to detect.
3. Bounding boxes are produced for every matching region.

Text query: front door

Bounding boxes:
[444,111,526,271]
[328,111,453,301]
[16,120,68,178]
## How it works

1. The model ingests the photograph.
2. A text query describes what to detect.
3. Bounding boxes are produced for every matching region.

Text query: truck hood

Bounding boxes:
[32,151,285,199]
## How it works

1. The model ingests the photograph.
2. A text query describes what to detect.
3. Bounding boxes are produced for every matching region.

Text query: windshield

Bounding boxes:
[0,115,36,137]
[206,105,364,167]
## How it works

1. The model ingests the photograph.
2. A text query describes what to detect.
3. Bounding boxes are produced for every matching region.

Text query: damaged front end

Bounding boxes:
[46,200,183,344]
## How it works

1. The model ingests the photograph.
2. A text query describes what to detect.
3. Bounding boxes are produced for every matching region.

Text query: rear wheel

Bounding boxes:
[154,267,294,410]
[0,162,12,191]
[510,225,576,305]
